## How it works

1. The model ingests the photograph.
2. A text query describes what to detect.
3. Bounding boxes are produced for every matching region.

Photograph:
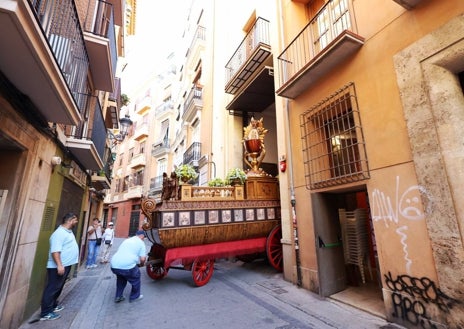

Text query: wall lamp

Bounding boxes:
[108,114,133,145]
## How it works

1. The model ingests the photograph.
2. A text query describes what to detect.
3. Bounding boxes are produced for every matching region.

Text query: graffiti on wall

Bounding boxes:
[371,176,433,274]
[384,271,459,328]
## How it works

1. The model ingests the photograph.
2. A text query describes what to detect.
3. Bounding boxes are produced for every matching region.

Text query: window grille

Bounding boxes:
[300,82,369,189]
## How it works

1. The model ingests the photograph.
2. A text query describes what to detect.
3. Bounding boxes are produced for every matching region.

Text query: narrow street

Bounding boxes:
[20,238,405,329]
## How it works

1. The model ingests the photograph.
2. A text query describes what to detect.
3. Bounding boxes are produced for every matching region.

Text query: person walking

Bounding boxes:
[110,230,147,303]
[100,222,115,263]
[86,218,103,269]
[39,212,79,321]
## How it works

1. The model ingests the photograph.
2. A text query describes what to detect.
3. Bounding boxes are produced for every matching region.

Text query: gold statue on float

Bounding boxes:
[243,117,268,176]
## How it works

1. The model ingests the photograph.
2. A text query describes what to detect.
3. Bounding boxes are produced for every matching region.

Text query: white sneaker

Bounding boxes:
[91,264,98,268]
[129,295,144,303]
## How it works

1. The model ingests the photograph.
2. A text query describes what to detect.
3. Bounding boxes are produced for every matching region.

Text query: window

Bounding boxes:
[157,158,167,177]
[139,141,145,154]
[310,0,351,52]
[300,82,369,189]
[157,119,169,147]
[133,170,144,186]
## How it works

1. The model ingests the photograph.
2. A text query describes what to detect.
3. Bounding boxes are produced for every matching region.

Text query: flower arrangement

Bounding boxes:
[207,177,225,187]
[175,164,198,183]
[225,168,247,185]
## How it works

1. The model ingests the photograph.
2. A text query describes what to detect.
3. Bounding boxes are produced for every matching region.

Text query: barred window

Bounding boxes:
[300,82,369,189]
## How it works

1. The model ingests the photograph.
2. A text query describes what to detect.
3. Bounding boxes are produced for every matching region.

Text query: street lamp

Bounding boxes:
[118,114,133,139]
[108,114,133,145]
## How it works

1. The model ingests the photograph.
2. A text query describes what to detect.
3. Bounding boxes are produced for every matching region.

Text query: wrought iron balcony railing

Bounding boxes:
[182,86,203,122]
[152,141,170,157]
[185,25,206,64]
[65,94,107,169]
[29,0,89,116]
[83,0,118,78]
[183,142,201,167]
[276,0,363,98]
[225,17,270,94]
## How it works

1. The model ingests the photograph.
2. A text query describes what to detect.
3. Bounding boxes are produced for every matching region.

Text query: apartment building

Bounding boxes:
[0,0,128,326]
[273,1,464,328]
[105,55,178,237]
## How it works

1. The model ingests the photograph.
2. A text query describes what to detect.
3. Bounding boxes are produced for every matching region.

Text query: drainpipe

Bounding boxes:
[278,1,302,287]
[286,99,302,287]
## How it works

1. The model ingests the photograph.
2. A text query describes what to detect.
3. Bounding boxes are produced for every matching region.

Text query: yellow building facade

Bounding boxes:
[274,1,464,328]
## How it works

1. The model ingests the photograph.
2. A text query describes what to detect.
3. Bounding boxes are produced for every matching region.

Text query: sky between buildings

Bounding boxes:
[121,0,191,96]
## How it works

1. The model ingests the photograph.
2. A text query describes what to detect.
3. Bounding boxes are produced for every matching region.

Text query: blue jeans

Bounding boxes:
[40,266,71,316]
[86,240,100,266]
[111,266,141,301]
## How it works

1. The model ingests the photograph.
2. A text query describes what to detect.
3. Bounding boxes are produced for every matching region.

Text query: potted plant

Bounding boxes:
[208,177,225,187]
[175,164,198,183]
[225,168,247,186]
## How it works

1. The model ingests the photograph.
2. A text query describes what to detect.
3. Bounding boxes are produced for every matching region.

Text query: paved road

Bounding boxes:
[20,238,405,329]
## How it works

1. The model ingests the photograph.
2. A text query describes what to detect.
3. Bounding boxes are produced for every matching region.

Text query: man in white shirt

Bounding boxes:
[110,230,147,303]
[101,222,115,263]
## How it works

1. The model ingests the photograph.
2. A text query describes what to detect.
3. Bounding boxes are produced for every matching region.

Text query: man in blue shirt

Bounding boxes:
[110,230,147,303]
[40,212,79,321]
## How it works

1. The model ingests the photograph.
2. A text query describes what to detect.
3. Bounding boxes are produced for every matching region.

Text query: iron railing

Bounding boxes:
[83,0,118,75]
[28,0,89,116]
[149,175,164,191]
[225,17,270,84]
[68,95,106,161]
[277,0,355,88]
[183,142,201,165]
[183,86,203,116]
[185,25,206,61]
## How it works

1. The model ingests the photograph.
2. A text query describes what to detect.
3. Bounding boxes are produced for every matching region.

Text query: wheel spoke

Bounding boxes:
[192,259,214,286]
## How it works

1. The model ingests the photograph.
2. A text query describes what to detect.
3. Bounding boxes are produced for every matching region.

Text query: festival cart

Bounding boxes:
[140,117,282,286]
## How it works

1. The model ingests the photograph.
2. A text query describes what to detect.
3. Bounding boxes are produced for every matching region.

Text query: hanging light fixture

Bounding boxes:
[108,114,133,146]
[118,114,133,140]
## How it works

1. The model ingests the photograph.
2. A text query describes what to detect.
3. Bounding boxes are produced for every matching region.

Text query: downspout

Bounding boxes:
[278,0,302,287]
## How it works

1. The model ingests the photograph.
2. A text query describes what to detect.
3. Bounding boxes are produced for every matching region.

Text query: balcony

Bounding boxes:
[225,18,271,95]
[183,142,201,167]
[185,25,206,68]
[0,0,89,125]
[133,122,149,141]
[226,66,275,114]
[129,153,146,169]
[152,141,170,157]
[91,173,110,190]
[276,0,364,99]
[148,175,163,195]
[136,95,151,115]
[393,0,424,9]
[182,86,203,123]
[155,100,174,117]
[91,149,114,190]
[83,0,118,92]
[124,185,143,199]
[66,95,106,170]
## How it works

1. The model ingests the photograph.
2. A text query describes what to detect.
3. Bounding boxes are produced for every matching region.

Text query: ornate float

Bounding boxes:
[141,117,282,286]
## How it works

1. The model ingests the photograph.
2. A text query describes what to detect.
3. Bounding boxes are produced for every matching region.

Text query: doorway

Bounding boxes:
[313,188,384,317]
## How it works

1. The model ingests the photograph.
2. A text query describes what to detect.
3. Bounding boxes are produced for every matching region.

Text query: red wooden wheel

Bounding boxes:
[146,261,169,280]
[191,258,214,287]
[266,225,283,272]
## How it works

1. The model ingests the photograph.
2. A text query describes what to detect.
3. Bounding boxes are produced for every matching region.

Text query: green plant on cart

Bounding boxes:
[207,177,225,187]
[225,168,247,185]
[175,164,198,183]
